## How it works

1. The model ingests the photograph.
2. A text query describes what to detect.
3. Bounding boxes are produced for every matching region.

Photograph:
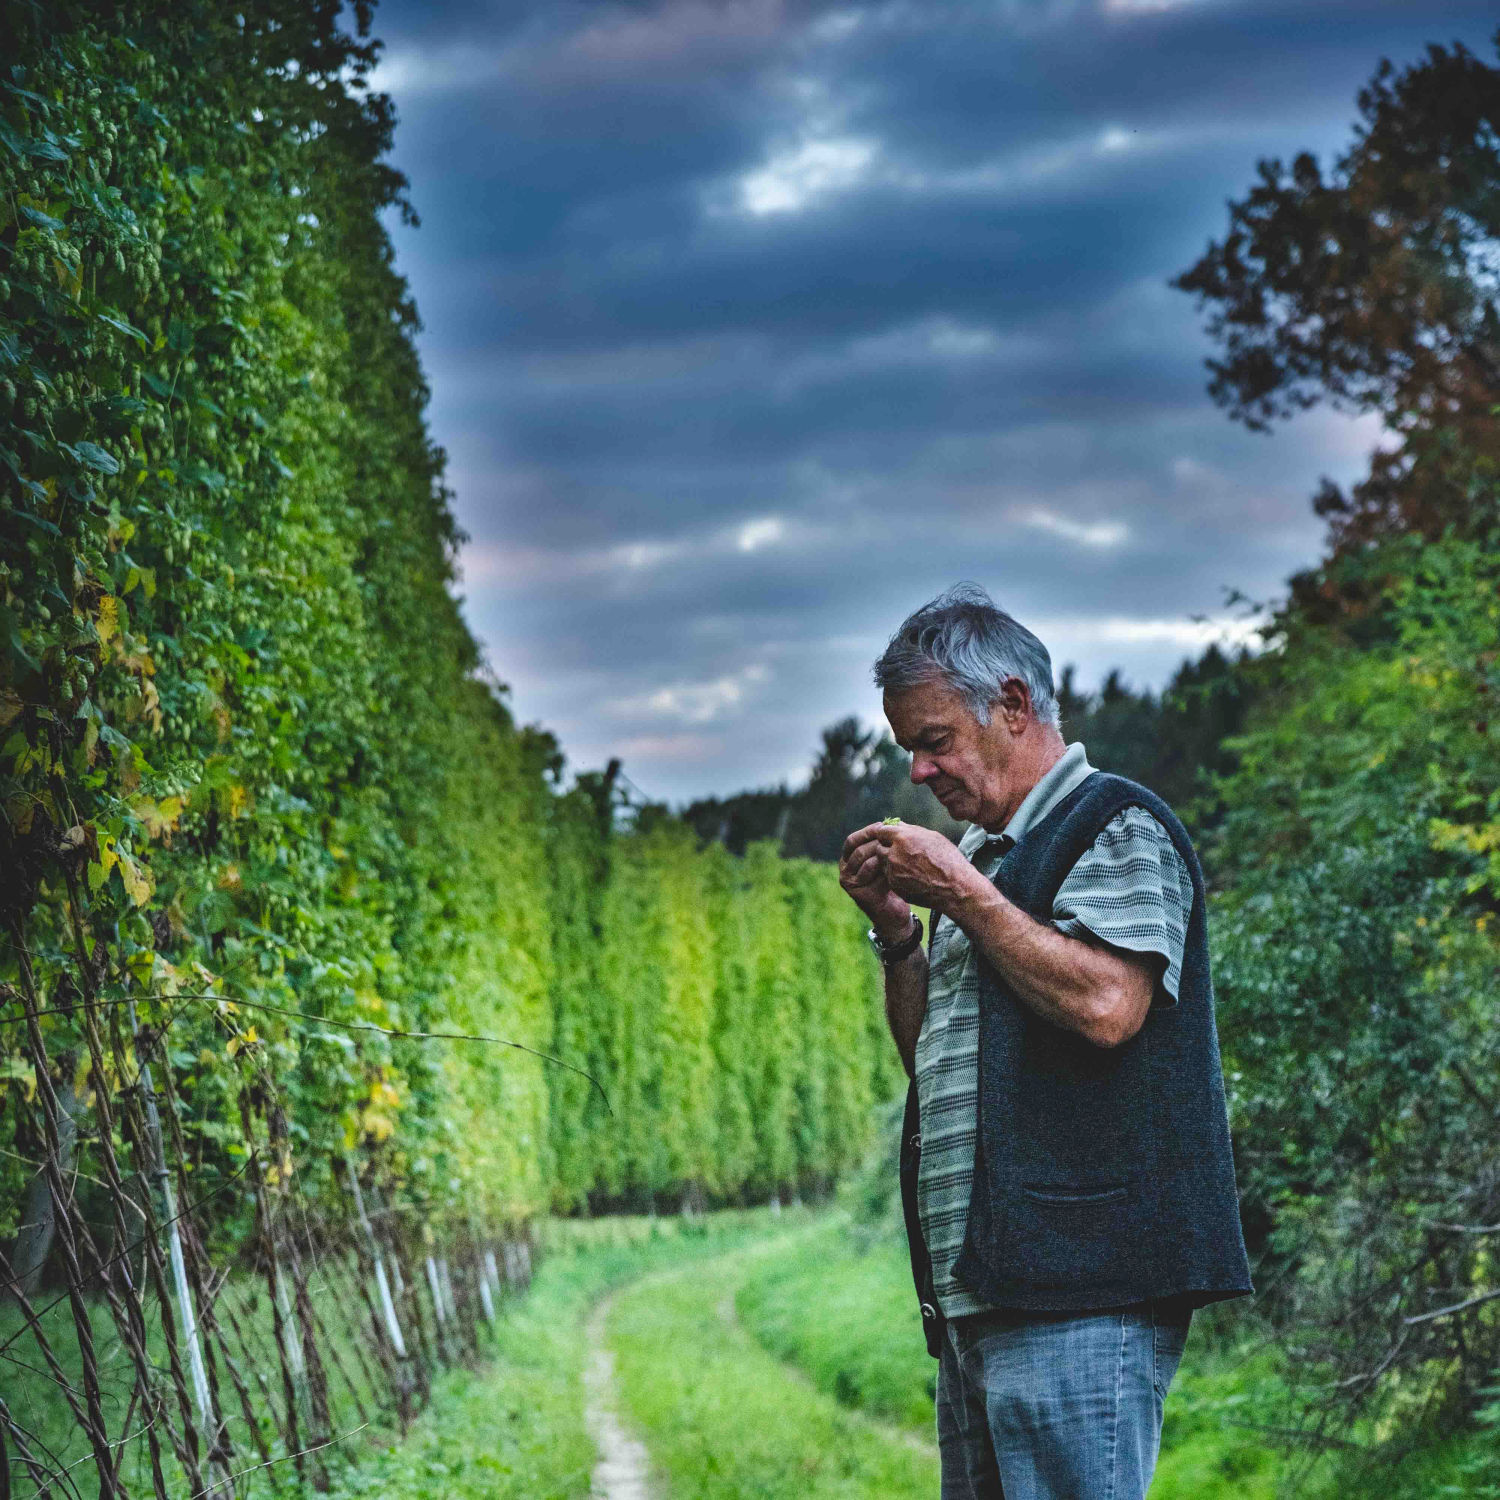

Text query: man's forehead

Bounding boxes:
[884,682,968,740]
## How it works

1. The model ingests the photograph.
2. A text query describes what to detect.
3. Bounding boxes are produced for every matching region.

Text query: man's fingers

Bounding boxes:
[840,846,885,888]
[841,822,891,861]
[839,833,882,870]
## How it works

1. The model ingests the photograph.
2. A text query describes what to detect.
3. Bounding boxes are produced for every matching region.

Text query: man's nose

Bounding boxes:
[910,756,934,784]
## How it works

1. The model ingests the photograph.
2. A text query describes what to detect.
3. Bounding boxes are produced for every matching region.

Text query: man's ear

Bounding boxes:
[996,677,1032,733]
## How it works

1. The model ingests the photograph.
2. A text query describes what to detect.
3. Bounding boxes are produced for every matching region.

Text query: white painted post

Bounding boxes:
[345,1158,407,1359]
[129,1002,233,1496]
[129,1004,212,1421]
[274,1262,306,1378]
[425,1255,446,1324]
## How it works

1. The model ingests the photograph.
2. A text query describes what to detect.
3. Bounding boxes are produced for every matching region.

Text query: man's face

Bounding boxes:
[883,676,1018,829]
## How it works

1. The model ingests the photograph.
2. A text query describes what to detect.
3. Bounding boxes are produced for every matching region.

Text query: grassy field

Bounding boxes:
[732,1216,1284,1496]
[9,1210,1492,1498]
[731,1215,1496,1500]
[335,1212,1497,1500]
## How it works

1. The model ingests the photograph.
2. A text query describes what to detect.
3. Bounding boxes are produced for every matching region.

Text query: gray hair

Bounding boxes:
[872,582,1059,728]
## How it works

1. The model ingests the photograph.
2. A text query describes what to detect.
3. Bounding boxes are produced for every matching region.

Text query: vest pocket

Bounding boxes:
[1021,1182,1127,1206]
[1013,1182,1137,1284]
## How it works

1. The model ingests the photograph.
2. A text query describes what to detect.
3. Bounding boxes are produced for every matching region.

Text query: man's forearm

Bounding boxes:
[880,933,929,1078]
[946,874,1150,1049]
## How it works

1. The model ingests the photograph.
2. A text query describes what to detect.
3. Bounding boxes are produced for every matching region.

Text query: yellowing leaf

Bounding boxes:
[0,1058,37,1103]
[131,794,184,840]
[118,850,154,906]
[96,594,120,647]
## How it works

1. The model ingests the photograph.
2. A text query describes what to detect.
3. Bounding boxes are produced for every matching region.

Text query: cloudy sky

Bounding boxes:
[368,0,1496,804]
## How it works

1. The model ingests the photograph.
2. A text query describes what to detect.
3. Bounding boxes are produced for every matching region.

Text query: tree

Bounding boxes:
[681,715,961,860]
[1055,651,1257,828]
[1175,36,1500,555]
[1208,524,1500,1449]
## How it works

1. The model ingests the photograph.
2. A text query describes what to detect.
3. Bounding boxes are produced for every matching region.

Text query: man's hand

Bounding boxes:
[838,825,912,938]
[867,821,985,916]
[842,823,930,1077]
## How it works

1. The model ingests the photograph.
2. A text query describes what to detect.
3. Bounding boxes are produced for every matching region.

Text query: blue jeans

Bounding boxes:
[935,1300,1191,1499]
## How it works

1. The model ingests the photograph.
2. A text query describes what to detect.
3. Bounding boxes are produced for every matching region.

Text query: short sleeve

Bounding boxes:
[1051,806,1193,1006]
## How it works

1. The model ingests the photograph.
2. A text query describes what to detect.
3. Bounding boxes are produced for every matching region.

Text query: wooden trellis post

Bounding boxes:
[129,1002,215,1430]
[346,1156,409,1362]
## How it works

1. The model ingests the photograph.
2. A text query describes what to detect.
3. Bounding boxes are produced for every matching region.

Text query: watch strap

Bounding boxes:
[870,915,924,965]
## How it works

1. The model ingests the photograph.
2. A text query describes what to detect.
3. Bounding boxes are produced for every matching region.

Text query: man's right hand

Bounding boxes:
[839,824,914,938]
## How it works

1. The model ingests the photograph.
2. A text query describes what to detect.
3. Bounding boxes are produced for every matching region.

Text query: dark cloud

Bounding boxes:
[368,0,1497,800]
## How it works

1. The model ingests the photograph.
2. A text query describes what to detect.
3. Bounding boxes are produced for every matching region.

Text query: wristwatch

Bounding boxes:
[867,915,924,966]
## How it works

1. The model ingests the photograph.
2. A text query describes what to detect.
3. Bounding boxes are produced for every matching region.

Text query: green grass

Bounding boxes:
[735,1218,1282,1494]
[328,1210,789,1499]
[13,1209,1494,1499]
[606,1230,939,1498]
[730,1215,1497,1500]
[735,1217,936,1435]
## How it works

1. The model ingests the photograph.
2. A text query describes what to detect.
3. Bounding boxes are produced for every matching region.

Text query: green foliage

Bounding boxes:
[1054,645,1259,825]
[1209,524,1500,1439]
[0,0,902,1280]
[0,1247,409,1494]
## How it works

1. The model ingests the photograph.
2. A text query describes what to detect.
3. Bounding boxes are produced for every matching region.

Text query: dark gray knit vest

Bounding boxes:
[900,771,1253,1357]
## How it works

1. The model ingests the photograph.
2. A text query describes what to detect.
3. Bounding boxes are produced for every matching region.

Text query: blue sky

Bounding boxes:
[367,0,1497,803]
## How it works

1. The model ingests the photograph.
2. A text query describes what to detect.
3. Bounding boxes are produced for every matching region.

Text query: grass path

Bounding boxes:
[604,1234,940,1500]
[324,1212,783,1500]
[585,1290,656,1500]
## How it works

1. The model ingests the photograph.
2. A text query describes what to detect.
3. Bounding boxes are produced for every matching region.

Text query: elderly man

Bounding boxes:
[840,584,1251,1500]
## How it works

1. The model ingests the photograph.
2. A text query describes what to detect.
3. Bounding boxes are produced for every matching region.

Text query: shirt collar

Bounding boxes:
[959,741,1096,858]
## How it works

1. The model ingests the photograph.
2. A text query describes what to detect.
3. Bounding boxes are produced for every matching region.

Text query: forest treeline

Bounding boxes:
[679,643,1255,858]
[0,0,1497,1490]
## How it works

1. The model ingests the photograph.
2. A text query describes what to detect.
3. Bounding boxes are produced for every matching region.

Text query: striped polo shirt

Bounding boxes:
[913,740,1194,1318]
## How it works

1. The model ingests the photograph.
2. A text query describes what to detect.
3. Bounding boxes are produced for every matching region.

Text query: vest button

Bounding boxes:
[920,1302,937,1319]
[909,1132,922,1151]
